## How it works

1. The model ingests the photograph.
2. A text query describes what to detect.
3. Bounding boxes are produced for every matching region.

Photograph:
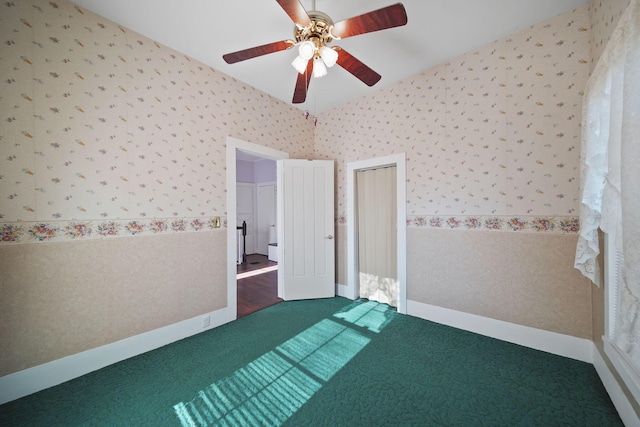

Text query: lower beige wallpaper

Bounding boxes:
[407,229,591,339]
[0,231,226,376]
[334,224,590,339]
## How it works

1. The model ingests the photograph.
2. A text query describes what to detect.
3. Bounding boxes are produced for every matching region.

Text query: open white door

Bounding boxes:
[278,159,335,300]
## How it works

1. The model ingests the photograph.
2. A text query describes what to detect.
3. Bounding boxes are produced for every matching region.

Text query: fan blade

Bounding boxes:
[331,3,408,39]
[223,40,294,64]
[292,60,313,104]
[335,48,381,87]
[276,0,311,27]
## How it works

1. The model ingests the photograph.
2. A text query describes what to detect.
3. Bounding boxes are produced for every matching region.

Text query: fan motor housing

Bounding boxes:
[294,11,335,45]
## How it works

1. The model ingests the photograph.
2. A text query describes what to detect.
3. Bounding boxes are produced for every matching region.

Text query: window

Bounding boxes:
[575,0,640,405]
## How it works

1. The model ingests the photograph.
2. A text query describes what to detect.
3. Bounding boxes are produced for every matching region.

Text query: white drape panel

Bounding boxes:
[356,166,398,307]
[575,0,640,364]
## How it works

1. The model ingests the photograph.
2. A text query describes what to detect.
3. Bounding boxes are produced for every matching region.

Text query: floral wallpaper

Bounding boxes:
[1,0,625,245]
[0,0,314,244]
[589,0,631,66]
[315,4,592,233]
[1,217,226,243]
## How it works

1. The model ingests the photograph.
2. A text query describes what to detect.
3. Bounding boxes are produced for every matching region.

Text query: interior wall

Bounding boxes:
[589,0,631,66]
[254,160,277,183]
[236,159,276,184]
[408,230,591,338]
[587,0,630,348]
[0,232,226,376]
[335,224,348,287]
[236,159,255,183]
[586,0,639,416]
[0,0,313,376]
[1,0,633,388]
[315,4,592,336]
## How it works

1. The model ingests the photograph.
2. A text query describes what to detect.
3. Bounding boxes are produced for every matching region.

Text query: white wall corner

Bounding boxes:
[593,343,640,426]
[335,283,351,299]
[406,300,593,363]
[0,307,232,405]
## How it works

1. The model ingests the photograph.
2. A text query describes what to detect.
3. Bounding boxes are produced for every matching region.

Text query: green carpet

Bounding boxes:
[0,298,623,426]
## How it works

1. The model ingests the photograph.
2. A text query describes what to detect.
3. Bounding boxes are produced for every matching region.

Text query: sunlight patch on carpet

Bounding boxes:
[174,301,396,426]
[277,319,371,382]
[333,299,397,333]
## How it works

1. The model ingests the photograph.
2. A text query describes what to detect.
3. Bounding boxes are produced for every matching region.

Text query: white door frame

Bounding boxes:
[226,137,288,322]
[346,153,407,314]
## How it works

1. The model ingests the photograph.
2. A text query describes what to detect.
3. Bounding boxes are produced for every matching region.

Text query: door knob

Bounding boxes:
[326,235,334,240]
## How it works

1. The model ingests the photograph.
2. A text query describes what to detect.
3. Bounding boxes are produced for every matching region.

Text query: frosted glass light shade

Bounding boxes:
[319,46,338,67]
[292,55,308,74]
[313,57,327,78]
[298,41,315,60]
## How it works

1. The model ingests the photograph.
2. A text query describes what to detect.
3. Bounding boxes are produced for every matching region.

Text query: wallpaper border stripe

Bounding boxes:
[1,214,579,245]
[345,215,579,233]
[0,217,226,245]
[405,215,579,233]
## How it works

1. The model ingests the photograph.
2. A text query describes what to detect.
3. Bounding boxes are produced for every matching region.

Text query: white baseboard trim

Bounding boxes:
[593,343,640,426]
[604,338,640,409]
[0,307,231,405]
[407,300,593,363]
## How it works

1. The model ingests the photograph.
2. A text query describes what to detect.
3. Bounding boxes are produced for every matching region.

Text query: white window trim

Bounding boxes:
[603,233,640,404]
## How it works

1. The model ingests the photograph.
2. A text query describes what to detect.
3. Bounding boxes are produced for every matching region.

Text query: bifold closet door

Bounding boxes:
[356,166,398,307]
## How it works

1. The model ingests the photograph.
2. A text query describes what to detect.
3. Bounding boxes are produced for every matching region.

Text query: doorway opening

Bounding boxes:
[226,137,289,321]
[346,153,407,314]
[236,254,280,317]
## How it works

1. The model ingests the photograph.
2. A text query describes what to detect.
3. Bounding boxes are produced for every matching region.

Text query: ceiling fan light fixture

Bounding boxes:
[291,55,309,74]
[222,2,409,105]
[319,45,338,68]
[298,40,316,60]
[313,57,327,78]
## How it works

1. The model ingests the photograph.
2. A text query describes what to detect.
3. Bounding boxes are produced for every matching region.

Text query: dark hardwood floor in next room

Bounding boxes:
[237,254,282,318]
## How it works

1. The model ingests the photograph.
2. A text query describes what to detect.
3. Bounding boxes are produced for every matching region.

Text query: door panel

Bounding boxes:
[281,160,335,300]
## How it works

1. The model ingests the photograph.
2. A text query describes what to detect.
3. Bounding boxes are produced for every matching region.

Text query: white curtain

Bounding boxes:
[575,0,640,364]
[356,166,398,307]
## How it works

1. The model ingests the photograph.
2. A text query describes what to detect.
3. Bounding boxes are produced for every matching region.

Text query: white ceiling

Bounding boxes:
[70,0,589,114]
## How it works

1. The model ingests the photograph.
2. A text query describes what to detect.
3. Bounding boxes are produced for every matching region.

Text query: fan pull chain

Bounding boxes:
[313,75,318,126]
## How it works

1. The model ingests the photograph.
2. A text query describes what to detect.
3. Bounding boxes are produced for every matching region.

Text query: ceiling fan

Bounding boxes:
[223,0,408,104]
